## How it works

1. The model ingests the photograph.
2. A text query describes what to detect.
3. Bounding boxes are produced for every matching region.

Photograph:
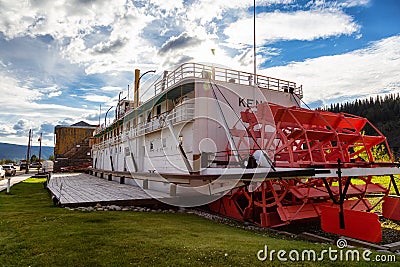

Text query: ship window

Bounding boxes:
[156,105,161,117]
[150,141,154,151]
[119,146,122,153]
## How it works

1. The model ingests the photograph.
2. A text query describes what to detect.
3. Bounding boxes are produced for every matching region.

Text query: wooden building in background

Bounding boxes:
[54,121,97,171]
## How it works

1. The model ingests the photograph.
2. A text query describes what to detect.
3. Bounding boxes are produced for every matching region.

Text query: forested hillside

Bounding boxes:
[327,94,400,159]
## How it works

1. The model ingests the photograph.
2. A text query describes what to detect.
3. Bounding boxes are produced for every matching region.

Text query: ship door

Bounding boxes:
[156,105,161,117]
[138,145,145,171]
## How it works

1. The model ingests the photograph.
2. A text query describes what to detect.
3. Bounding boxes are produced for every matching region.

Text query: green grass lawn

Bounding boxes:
[0,179,398,266]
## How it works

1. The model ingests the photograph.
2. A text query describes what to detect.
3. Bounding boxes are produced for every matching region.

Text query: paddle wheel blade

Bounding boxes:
[320,205,382,243]
[208,192,245,221]
[382,196,400,221]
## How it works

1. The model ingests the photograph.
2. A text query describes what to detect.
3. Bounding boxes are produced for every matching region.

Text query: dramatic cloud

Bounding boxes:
[13,119,28,131]
[92,38,128,54]
[0,0,127,40]
[39,122,56,134]
[159,33,202,55]
[0,0,156,75]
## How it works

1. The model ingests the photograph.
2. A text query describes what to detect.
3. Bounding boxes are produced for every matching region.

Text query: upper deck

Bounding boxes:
[93,62,303,136]
[153,62,303,98]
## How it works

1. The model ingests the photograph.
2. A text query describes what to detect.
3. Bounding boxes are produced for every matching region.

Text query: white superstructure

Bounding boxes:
[91,62,303,194]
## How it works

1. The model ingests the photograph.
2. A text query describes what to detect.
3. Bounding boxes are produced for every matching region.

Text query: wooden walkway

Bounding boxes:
[47,173,169,207]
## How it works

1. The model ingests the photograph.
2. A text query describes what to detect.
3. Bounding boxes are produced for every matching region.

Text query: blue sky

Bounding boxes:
[0,0,399,146]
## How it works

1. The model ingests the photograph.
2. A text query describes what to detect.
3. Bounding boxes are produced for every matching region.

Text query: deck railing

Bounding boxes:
[153,62,303,98]
[111,102,196,140]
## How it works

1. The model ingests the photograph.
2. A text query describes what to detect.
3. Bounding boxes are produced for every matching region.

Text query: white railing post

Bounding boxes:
[6,177,11,193]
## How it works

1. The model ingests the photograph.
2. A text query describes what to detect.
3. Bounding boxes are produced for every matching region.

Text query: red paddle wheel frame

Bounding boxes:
[209,103,400,243]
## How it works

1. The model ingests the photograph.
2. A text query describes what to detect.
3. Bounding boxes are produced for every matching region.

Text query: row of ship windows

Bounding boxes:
[101,146,123,155]
[149,136,183,151]
[149,138,167,151]
[99,95,191,142]
[102,103,164,141]
[99,135,183,154]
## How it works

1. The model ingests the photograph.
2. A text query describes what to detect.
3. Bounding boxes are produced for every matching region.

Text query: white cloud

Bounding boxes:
[0,125,15,135]
[224,9,360,45]
[0,0,156,75]
[149,0,184,13]
[0,0,125,40]
[100,86,123,92]
[262,35,400,105]
[81,94,113,103]
[48,91,62,98]
[0,70,97,145]
[306,0,370,9]
[35,85,63,99]
[0,99,98,146]
[187,0,294,24]
[0,72,42,104]
[342,0,370,7]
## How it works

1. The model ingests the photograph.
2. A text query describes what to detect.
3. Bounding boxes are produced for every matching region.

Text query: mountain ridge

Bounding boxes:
[0,142,54,162]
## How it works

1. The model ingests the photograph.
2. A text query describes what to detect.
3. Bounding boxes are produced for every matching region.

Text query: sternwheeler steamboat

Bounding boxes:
[91,62,400,243]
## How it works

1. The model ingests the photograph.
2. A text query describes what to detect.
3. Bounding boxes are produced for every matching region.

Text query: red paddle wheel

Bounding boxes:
[209,102,400,243]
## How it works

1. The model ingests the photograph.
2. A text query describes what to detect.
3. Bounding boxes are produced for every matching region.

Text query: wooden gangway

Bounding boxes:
[47,173,169,207]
